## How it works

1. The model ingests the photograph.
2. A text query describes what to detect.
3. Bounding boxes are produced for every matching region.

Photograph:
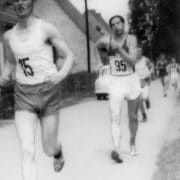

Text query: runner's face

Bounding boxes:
[13,0,34,19]
[111,17,125,36]
[160,54,165,60]
[172,58,176,63]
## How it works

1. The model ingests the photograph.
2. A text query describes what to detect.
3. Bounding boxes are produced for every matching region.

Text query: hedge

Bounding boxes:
[0,71,97,120]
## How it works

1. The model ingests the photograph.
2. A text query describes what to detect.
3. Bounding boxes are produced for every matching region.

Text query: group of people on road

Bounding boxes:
[96,15,155,162]
[96,14,180,164]
[0,0,179,180]
[156,54,180,97]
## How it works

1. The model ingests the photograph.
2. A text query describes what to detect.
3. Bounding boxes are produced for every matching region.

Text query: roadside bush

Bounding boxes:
[0,71,97,119]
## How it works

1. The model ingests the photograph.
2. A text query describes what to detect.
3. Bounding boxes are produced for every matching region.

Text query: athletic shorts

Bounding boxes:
[108,73,141,100]
[140,77,151,88]
[14,82,61,118]
[141,86,149,99]
[159,70,167,77]
[170,73,178,83]
[139,77,151,99]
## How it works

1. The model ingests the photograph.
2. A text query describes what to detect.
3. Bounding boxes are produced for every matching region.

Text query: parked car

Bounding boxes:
[95,65,110,100]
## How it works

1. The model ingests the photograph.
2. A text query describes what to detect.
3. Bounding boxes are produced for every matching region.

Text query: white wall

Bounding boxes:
[35,0,98,73]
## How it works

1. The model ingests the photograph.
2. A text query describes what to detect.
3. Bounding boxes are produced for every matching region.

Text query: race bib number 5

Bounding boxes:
[18,57,34,77]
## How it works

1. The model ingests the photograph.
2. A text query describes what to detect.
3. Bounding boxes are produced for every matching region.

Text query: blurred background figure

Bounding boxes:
[135,46,154,122]
[166,57,180,92]
[156,53,168,97]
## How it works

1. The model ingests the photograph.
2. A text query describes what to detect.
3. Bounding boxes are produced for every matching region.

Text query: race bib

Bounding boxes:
[109,55,134,76]
[18,57,34,77]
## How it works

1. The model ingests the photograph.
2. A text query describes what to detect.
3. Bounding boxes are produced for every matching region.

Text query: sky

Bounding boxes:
[69,0,130,23]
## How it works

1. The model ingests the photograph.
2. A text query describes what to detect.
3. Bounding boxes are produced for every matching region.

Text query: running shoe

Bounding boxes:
[111,150,123,163]
[142,112,147,122]
[53,150,65,172]
[130,146,137,156]
[145,99,150,109]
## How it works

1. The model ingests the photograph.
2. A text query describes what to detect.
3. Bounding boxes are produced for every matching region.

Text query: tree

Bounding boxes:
[129,0,180,60]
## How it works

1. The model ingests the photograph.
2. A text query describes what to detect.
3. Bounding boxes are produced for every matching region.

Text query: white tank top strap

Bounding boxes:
[8,18,57,85]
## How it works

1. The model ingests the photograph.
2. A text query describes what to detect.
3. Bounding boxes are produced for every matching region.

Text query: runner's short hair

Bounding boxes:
[109,15,125,28]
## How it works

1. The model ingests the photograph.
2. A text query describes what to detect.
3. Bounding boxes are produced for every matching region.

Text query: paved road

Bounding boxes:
[0,80,178,180]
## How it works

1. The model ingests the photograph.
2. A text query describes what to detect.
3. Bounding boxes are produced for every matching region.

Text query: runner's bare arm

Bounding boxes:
[45,22,74,81]
[177,64,180,73]
[155,61,160,70]
[1,33,16,83]
[117,35,138,66]
[166,64,170,73]
[94,46,103,71]
[146,58,154,73]
[96,36,109,66]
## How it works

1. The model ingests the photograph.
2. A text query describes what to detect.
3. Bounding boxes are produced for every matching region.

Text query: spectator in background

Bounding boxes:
[166,57,180,91]
[135,46,154,122]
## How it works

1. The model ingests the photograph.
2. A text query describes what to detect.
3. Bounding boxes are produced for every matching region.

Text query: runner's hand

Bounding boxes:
[97,40,108,51]
[110,39,119,50]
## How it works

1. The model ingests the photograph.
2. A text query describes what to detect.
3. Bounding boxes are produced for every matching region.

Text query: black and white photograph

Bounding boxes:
[0,0,180,179]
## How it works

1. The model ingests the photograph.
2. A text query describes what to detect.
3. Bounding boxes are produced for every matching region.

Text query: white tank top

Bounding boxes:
[8,18,57,85]
[135,56,150,79]
[169,63,178,74]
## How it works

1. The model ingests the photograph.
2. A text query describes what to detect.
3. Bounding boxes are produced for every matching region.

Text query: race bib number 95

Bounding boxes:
[109,55,133,75]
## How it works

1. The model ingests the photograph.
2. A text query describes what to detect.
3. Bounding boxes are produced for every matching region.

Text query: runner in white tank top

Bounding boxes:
[166,57,180,90]
[96,15,141,162]
[0,0,74,179]
[7,18,58,85]
[135,47,153,122]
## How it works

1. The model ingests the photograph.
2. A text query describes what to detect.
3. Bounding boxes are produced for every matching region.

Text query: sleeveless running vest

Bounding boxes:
[169,63,178,74]
[8,18,57,85]
[108,35,134,76]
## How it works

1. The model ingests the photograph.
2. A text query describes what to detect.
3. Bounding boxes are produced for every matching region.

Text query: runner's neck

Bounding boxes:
[113,32,126,42]
[17,15,37,31]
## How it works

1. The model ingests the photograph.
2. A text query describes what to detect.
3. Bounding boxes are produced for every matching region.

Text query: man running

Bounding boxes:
[156,53,168,96]
[0,0,74,180]
[96,15,141,163]
[135,46,153,122]
[166,57,180,91]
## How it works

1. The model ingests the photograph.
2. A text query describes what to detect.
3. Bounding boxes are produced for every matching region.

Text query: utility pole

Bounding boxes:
[84,0,91,73]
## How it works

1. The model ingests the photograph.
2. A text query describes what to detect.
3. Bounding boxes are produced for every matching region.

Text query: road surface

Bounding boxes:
[0,80,178,180]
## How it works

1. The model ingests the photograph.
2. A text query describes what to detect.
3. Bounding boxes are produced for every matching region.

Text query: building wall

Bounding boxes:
[55,0,100,42]
[88,13,109,38]
[0,28,4,75]
[35,0,98,73]
[0,43,4,76]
